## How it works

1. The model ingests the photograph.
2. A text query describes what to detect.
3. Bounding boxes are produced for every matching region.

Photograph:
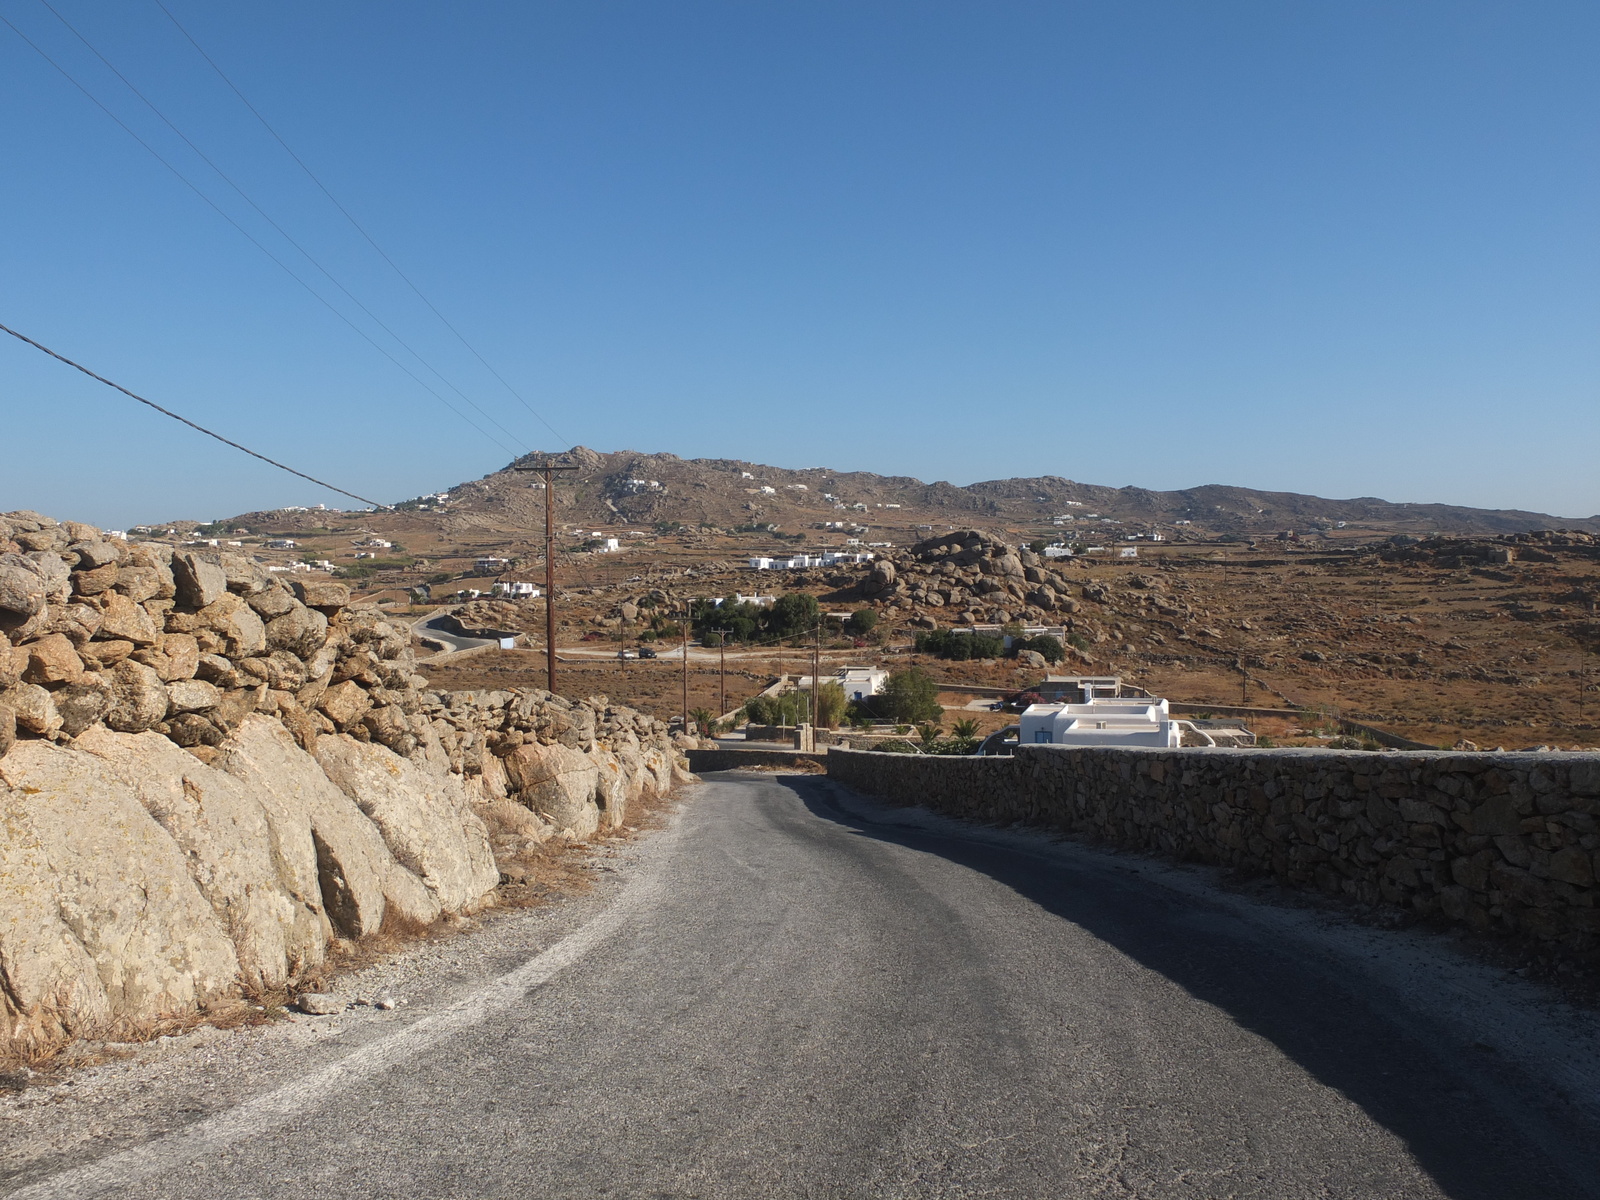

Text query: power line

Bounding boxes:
[1,322,384,508]
[36,0,531,457]
[0,11,521,458]
[152,0,571,447]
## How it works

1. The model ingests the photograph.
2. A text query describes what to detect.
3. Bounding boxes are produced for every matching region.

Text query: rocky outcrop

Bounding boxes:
[857,529,1081,626]
[0,510,693,1053]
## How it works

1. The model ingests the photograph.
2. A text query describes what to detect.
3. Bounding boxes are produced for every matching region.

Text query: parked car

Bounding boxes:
[639,647,658,659]
[617,648,636,659]
[580,631,605,642]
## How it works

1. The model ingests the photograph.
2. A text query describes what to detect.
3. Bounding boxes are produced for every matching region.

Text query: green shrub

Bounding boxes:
[915,630,1004,660]
[876,669,942,724]
[846,608,878,636]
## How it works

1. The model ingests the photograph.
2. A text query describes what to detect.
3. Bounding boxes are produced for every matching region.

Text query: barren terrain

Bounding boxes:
[148,448,1598,750]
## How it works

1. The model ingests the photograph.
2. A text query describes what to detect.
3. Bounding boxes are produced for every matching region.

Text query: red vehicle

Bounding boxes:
[580,631,606,642]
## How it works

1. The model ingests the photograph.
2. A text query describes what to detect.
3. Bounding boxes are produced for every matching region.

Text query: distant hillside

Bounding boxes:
[215,446,1600,539]
[430,448,1600,537]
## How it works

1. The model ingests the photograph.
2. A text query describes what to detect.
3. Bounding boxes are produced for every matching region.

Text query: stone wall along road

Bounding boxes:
[827,744,1600,955]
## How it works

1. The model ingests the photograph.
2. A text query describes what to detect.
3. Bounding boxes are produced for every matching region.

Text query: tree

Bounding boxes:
[915,630,1003,660]
[845,608,878,636]
[690,707,715,736]
[877,668,942,724]
[813,681,847,728]
[769,592,820,637]
[951,718,980,739]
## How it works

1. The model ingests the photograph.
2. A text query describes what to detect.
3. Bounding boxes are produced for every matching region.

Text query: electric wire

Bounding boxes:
[151,0,570,447]
[0,12,521,458]
[0,322,384,508]
[29,0,531,455]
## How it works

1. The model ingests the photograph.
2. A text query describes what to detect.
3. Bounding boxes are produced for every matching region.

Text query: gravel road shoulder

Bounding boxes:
[0,802,690,1194]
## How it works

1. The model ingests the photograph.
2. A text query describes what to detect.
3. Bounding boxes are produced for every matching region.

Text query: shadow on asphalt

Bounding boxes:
[756,772,1599,1200]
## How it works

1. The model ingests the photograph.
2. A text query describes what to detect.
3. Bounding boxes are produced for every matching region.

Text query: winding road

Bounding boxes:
[15,772,1599,1199]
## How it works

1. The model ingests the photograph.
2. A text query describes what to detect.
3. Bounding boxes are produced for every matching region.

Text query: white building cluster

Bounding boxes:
[748,551,875,571]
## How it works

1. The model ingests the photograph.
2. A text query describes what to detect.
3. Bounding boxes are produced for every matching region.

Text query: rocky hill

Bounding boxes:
[237,447,1596,541]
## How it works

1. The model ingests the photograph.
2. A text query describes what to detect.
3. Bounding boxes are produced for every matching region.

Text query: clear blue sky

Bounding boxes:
[3,1,1596,527]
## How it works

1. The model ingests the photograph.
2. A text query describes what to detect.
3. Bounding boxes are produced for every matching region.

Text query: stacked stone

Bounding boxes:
[826,745,1600,955]
[0,510,692,1053]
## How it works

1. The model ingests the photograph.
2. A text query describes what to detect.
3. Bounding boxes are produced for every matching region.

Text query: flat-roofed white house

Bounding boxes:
[1019,689,1182,748]
[837,666,888,701]
[492,581,540,598]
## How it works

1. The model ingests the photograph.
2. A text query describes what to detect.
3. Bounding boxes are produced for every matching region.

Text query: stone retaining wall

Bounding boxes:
[827,745,1600,953]
[687,747,829,772]
[0,510,694,1052]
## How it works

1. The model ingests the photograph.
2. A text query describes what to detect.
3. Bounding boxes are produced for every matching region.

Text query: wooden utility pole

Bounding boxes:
[681,604,691,732]
[711,628,732,719]
[812,620,822,727]
[512,462,579,694]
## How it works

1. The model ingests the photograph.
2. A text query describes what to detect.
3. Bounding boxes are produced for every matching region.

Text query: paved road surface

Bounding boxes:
[411,609,497,655]
[20,773,1600,1199]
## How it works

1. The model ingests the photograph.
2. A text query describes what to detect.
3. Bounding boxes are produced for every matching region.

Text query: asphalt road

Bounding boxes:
[412,609,497,655]
[20,772,1600,1199]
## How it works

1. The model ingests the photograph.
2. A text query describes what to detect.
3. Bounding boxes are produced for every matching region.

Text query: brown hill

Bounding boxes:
[373,447,1599,540]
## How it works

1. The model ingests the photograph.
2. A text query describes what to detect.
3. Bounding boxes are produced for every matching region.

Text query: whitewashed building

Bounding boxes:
[492,581,540,598]
[1019,689,1183,748]
[837,667,888,701]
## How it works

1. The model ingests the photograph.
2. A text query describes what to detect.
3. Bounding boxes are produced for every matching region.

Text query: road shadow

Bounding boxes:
[764,772,1599,1200]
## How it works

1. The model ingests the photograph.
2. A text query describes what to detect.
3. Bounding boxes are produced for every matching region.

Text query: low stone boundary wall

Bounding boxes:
[826,746,1600,953]
[688,747,829,772]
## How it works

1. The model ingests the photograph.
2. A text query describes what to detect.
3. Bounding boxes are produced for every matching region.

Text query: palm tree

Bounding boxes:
[951,717,980,740]
[689,707,715,736]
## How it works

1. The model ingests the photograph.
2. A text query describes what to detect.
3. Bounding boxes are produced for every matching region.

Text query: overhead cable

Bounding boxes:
[152,0,570,446]
[0,12,521,458]
[1,322,384,508]
[37,0,531,456]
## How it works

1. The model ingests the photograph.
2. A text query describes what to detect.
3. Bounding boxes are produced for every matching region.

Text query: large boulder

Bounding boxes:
[171,550,228,609]
[1,682,61,737]
[21,633,83,686]
[502,741,602,838]
[96,592,162,646]
[314,735,499,914]
[105,658,171,733]
[73,728,324,993]
[196,593,267,657]
[265,601,328,658]
[0,556,49,626]
[0,741,239,1049]
[213,716,439,937]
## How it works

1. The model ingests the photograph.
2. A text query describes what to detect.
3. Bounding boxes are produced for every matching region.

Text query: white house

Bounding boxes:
[1118,547,1139,559]
[1043,544,1073,558]
[836,667,888,701]
[594,538,621,553]
[264,539,297,550]
[492,581,540,599]
[1019,690,1182,749]
[748,556,775,570]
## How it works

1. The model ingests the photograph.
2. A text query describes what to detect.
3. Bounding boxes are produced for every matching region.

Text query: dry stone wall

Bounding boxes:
[827,745,1600,954]
[0,510,692,1052]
